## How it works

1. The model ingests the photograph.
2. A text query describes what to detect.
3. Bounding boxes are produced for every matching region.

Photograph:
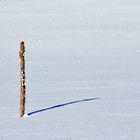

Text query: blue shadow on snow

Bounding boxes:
[28,97,100,116]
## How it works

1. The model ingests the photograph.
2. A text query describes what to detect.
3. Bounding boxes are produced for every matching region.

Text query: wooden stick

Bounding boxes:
[19,41,26,117]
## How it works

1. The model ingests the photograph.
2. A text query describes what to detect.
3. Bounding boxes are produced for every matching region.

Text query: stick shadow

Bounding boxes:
[27,97,100,116]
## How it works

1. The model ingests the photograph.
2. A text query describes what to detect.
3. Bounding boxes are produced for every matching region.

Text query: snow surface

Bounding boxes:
[0,0,140,139]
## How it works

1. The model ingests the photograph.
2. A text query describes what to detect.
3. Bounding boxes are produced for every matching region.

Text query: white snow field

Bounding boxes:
[0,0,140,139]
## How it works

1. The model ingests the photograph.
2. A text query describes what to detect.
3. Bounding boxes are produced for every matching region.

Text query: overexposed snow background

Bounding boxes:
[0,0,140,139]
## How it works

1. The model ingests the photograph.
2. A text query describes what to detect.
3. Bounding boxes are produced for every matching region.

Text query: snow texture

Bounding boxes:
[0,0,140,139]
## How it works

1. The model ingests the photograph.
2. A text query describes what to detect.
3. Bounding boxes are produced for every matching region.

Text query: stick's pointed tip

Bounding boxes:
[20,41,24,44]
[20,41,25,49]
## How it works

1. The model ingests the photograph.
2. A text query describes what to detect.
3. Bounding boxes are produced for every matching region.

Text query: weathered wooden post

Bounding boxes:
[19,41,26,118]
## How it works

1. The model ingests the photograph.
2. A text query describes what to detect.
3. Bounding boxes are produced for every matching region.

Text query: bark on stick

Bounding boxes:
[19,41,26,118]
